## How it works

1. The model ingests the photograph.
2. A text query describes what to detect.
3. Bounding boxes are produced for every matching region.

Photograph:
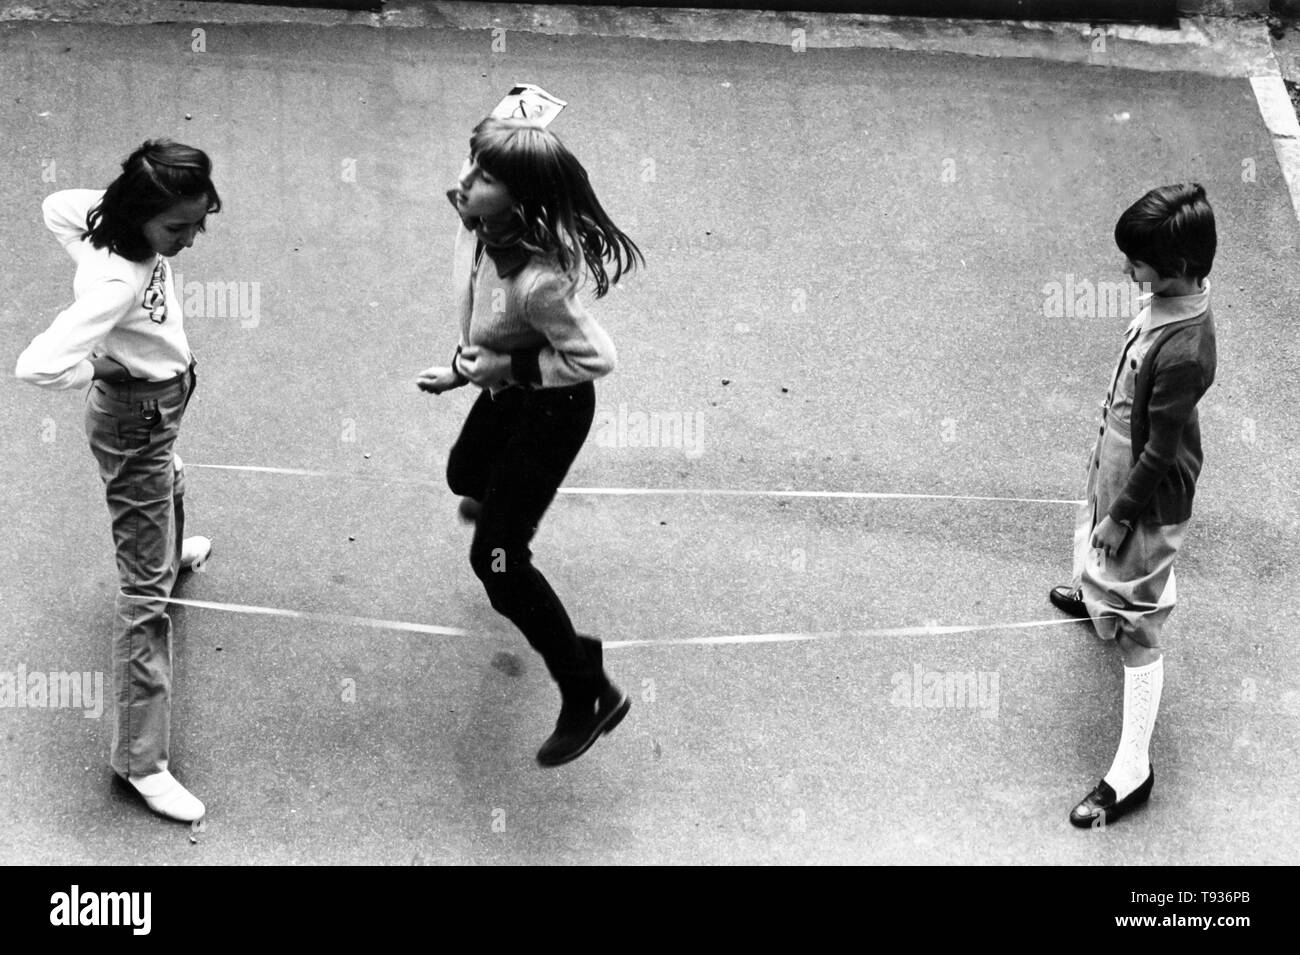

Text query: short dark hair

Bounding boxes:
[85,139,221,262]
[1114,183,1216,281]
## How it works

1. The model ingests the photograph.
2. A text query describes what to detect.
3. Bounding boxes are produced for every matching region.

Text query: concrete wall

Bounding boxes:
[1177,1,1267,15]
[170,0,1300,21]
[512,2,1181,21]
[1179,1,1300,19]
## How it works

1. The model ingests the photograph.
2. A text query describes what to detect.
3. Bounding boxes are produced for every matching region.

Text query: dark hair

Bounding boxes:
[469,118,644,298]
[84,139,221,262]
[1114,183,1216,281]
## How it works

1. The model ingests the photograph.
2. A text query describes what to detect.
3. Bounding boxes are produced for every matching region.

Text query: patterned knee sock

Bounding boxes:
[1103,656,1163,800]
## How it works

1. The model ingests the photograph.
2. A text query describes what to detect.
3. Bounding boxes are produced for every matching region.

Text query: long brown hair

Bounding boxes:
[469,117,643,298]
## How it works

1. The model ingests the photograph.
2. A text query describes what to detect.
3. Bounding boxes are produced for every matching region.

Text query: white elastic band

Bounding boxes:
[119,592,1128,648]
[119,594,469,637]
[187,463,1082,506]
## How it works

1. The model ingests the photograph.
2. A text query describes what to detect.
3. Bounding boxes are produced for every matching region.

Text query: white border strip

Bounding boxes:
[1250,74,1300,225]
[188,463,1082,506]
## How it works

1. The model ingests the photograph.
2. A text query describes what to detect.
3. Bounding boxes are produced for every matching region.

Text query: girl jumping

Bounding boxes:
[418,116,644,767]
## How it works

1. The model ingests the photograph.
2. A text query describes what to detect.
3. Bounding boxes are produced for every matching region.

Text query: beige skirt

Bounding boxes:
[1071,412,1187,648]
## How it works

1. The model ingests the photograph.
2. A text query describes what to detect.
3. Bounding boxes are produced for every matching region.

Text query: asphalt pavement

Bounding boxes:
[0,12,1297,864]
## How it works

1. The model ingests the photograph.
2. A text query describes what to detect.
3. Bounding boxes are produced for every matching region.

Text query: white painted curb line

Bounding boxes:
[1250,74,1300,224]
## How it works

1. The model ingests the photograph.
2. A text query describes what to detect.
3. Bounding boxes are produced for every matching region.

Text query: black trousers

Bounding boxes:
[447,382,599,692]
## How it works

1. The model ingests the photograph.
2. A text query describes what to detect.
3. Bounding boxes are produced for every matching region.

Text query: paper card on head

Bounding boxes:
[491,84,567,128]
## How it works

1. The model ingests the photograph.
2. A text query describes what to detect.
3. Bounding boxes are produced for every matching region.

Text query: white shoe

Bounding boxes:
[180,536,211,572]
[130,770,206,822]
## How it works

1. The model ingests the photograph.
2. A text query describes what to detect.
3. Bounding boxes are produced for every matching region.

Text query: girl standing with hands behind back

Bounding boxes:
[418,116,644,767]
[16,139,220,822]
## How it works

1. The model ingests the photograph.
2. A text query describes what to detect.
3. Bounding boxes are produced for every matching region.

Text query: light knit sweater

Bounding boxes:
[448,217,617,395]
[16,189,189,390]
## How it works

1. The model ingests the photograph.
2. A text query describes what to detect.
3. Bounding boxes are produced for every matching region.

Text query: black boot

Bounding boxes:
[536,635,630,768]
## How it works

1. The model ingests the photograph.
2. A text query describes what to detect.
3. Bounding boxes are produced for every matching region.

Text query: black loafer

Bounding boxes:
[1069,768,1154,828]
[1049,585,1089,619]
[536,682,631,768]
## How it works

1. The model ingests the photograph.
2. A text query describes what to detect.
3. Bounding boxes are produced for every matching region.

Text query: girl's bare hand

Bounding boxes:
[1090,515,1129,557]
[416,366,465,395]
[91,355,131,382]
[456,345,511,386]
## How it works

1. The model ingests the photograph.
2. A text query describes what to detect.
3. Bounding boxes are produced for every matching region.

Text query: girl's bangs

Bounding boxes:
[471,120,555,191]
[470,124,521,179]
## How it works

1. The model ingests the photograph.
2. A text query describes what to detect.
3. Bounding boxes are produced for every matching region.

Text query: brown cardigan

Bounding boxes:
[1108,307,1218,527]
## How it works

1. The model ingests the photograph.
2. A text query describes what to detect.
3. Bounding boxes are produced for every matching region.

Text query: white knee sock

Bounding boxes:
[1103,657,1163,800]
